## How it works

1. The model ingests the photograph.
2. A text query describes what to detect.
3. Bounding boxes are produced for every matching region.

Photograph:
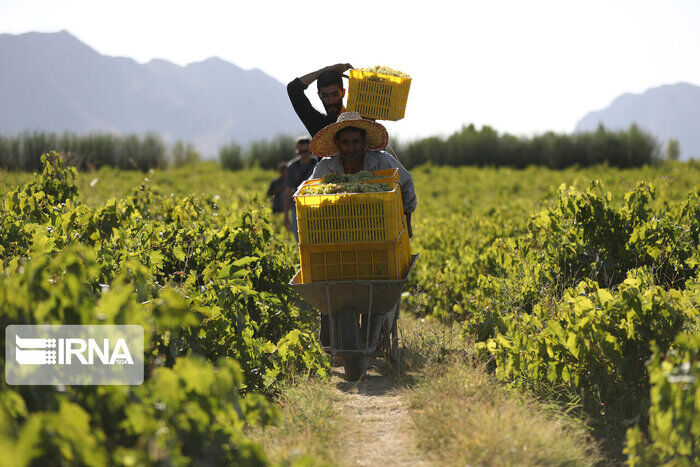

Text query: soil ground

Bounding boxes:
[332,363,430,466]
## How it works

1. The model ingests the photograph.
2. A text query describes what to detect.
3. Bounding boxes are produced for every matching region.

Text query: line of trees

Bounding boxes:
[392,123,661,169]
[0,130,284,172]
[219,135,295,171]
[0,132,166,171]
[220,124,663,171]
[0,132,203,171]
[0,124,665,172]
[0,130,291,173]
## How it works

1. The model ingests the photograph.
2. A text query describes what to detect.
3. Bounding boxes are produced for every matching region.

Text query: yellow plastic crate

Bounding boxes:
[299,222,412,283]
[294,181,404,244]
[346,69,412,121]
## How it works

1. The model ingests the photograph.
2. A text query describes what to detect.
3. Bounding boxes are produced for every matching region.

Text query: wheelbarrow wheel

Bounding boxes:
[338,309,364,381]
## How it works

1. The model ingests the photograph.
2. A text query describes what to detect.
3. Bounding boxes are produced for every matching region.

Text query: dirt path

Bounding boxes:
[331,362,431,466]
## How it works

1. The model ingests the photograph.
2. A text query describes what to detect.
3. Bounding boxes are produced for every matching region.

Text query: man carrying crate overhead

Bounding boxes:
[287,63,353,136]
[308,111,417,237]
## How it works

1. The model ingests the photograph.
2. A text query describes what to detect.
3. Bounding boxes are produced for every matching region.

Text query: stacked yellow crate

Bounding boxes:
[346,69,412,121]
[294,169,412,283]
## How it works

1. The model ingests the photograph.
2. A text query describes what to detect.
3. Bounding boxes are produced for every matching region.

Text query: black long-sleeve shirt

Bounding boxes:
[287,78,338,136]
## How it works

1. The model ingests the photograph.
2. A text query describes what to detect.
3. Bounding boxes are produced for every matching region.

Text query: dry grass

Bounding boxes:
[399,316,603,466]
[393,313,465,385]
[248,376,344,466]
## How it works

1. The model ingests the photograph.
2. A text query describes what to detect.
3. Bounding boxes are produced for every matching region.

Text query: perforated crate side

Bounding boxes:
[295,185,404,244]
[299,227,409,283]
[346,70,412,121]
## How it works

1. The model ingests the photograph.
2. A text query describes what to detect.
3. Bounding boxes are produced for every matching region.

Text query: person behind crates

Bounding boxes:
[284,135,318,241]
[308,111,417,235]
[306,111,417,351]
[287,63,353,136]
[267,161,287,214]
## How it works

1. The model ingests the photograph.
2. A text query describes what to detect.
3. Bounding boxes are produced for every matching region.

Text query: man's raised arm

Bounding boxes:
[287,63,353,136]
[297,63,353,86]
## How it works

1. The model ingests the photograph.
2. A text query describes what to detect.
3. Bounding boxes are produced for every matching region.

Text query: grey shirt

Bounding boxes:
[307,150,417,214]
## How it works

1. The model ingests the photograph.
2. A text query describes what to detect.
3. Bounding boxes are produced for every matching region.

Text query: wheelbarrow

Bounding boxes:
[289,254,419,380]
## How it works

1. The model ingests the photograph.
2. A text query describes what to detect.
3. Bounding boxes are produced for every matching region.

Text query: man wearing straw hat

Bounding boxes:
[308,111,417,235]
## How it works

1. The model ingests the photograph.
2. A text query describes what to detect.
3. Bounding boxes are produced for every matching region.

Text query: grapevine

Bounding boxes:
[0,152,328,465]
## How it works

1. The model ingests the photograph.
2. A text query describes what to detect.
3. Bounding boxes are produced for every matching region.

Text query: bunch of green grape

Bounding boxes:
[304,170,392,194]
[305,182,390,195]
[357,66,410,78]
[321,171,375,184]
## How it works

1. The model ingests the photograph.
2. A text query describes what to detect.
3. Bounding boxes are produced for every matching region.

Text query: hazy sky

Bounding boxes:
[2,0,699,142]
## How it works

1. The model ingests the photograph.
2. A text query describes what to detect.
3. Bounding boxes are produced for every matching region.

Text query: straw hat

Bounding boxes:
[310,111,389,157]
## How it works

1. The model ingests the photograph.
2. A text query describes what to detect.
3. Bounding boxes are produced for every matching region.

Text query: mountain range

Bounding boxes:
[575,82,700,160]
[0,30,304,157]
[2,31,698,161]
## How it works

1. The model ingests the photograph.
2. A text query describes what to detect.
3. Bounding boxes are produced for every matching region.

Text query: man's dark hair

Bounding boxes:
[317,70,343,91]
[334,126,366,142]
